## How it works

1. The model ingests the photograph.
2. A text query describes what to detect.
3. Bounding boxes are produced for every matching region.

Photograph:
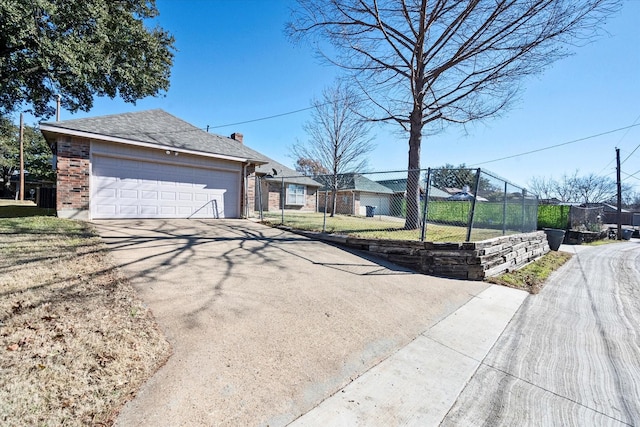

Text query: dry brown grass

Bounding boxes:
[0,217,171,426]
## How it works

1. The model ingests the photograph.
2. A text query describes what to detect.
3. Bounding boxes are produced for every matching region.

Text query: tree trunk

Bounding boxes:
[331,188,337,217]
[331,172,338,217]
[404,110,423,230]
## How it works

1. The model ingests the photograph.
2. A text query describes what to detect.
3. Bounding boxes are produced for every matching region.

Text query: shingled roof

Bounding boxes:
[255,157,322,187]
[315,174,394,194]
[40,109,269,164]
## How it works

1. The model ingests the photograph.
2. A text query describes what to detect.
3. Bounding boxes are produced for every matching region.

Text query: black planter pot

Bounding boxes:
[543,228,566,251]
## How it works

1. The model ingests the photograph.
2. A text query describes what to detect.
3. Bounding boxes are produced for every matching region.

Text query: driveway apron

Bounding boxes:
[94,219,489,426]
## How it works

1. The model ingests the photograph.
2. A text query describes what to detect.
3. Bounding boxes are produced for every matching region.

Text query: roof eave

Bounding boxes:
[40,124,254,164]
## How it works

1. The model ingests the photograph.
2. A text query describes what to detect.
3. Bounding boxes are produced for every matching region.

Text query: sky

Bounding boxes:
[37,0,640,191]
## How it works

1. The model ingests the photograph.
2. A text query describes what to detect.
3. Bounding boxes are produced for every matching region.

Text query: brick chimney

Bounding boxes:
[230,132,243,144]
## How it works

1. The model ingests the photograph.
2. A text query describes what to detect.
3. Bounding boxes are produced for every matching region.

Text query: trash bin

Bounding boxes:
[621,229,634,240]
[543,228,566,251]
[365,205,376,217]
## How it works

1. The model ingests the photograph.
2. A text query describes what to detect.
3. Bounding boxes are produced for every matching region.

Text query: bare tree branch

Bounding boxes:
[288,0,621,228]
[291,81,375,216]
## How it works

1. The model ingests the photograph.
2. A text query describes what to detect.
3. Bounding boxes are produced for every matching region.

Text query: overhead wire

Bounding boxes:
[207,80,401,129]
[469,123,640,167]
[619,113,640,166]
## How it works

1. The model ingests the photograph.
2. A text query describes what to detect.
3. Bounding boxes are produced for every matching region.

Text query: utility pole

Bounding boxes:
[616,147,622,240]
[19,113,24,201]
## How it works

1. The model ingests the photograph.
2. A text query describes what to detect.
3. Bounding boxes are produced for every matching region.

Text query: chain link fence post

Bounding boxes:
[466,168,482,242]
[323,189,328,233]
[420,168,431,241]
[280,176,285,225]
[257,176,264,221]
[502,180,508,235]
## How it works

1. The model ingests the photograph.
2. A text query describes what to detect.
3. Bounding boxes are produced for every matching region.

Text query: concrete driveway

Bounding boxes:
[94,219,505,426]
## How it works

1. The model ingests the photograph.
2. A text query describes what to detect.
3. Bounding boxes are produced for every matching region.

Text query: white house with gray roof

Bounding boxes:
[40,109,275,219]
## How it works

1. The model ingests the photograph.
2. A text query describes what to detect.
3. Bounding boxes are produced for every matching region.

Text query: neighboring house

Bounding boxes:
[376,178,450,216]
[40,109,272,220]
[251,159,322,213]
[316,174,394,216]
[446,185,488,202]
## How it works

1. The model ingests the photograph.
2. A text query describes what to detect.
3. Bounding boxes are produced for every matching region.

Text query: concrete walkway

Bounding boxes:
[94,219,527,426]
[291,285,527,426]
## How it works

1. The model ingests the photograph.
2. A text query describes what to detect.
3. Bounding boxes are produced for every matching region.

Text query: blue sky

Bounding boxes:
[47,0,640,191]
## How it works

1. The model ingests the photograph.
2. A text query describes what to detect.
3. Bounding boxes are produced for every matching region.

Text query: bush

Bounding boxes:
[537,205,570,229]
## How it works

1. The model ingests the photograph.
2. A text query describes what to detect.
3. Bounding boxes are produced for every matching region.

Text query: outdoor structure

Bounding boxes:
[315,173,394,216]
[299,230,550,280]
[251,160,322,214]
[40,109,272,220]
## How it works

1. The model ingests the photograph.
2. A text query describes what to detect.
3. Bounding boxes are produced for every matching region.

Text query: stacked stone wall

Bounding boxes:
[310,231,550,280]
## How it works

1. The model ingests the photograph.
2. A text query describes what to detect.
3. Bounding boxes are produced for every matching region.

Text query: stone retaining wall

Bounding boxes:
[306,231,550,281]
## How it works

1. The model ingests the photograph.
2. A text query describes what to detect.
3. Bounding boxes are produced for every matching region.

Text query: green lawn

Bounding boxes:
[260,211,516,242]
[487,250,573,294]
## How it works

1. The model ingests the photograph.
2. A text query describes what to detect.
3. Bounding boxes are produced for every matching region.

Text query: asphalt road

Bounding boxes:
[442,241,640,426]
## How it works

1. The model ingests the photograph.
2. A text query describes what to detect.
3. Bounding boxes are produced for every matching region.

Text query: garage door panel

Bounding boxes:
[119,205,138,215]
[160,206,176,215]
[92,155,239,219]
[120,189,138,199]
[141,191,158,200]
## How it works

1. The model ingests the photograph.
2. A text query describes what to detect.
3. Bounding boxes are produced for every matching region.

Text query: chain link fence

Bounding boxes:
[254,168,538,242]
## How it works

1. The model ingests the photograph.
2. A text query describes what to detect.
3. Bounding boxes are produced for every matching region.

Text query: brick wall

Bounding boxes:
[318,191,356,215]
[243,165,256,217]
[259,180,317,212]
[308,231,550,281]
[56,137,90,217]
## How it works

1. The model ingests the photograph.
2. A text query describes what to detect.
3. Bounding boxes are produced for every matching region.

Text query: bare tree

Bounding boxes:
[531,171,629,204]
[291,82,374,216]
[574,173,618,204]
[553,172,580,203]
[529,176,556,200]
[288,0,621,229]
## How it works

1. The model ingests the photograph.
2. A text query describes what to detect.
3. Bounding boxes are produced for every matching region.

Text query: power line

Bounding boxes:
[620,141,640,166]
[597,113,640,174]
[618,112,640,166]
[208,80,401,129]
[208,106,317,129]
[469,123,640,167]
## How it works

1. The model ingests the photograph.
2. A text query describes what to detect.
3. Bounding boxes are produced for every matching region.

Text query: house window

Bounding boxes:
[286,184,305,205]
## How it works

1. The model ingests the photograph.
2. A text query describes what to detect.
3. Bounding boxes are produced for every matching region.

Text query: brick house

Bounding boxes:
[40,109,276,220]
[315,174,394,216]
[250,158,322,214]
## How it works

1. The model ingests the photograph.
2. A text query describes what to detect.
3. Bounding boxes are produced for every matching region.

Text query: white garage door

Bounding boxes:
[91,155,240,219]
[359,193,391,216]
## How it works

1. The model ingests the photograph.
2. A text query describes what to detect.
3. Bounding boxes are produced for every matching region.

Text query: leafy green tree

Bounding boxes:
[0,0,175,118]
[1,115,54,197]
[430,163,496,194]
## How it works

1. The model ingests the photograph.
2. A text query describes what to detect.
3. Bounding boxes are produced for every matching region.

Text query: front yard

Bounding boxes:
[0,216,170,426]
[260,211,512,242]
